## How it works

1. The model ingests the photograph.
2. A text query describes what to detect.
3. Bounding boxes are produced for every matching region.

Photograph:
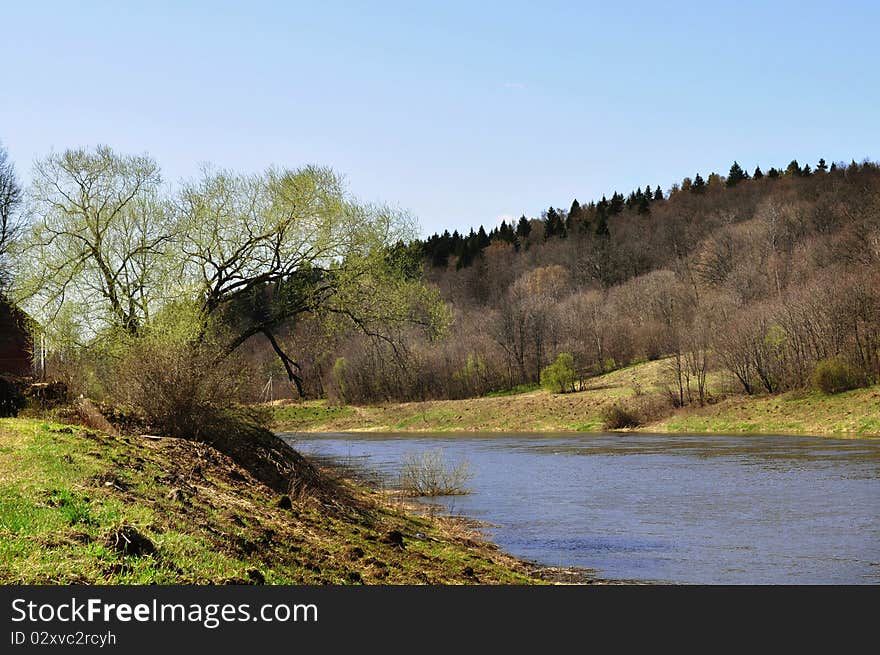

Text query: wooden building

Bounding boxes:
[0,298,32,377]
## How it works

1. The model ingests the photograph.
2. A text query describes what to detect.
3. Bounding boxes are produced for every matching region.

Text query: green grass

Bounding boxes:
[482,383,541,398]
[271,403,355,430]
[655,387,880,437]
[0,417,538,584]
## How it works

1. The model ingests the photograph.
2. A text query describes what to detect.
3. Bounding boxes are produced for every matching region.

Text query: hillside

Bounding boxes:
[0,418,540,584]
[274,162,880,416]
[274,359,880,437]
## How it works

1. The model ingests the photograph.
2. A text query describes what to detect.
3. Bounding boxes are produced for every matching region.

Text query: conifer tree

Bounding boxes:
[544,207,565,240]
[567,199,583,232]
[726,161,749,187]
[692,173,706,193]
[753,166,763,179]
[594,206,610,237]
[653,186,664,201]
[515,215,531,239]
[477,225,490,249]
[817,158,828,172]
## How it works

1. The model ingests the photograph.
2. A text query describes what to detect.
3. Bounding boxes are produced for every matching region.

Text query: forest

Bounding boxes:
[285,158,880,414]
[2,144,879,430]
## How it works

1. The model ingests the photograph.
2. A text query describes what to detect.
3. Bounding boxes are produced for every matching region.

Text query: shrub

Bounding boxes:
[111,304,252,439]
[399,449,472,496]
[540,353,577,394]
[811,357,866,394]
[329,357,348,404]
[602,395,672,430]
[602,403,641,429]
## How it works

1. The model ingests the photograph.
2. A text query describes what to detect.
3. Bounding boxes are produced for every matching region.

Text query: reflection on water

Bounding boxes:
[282,431,880,584]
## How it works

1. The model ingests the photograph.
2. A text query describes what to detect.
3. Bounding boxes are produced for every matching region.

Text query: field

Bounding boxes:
[273,359,880,437]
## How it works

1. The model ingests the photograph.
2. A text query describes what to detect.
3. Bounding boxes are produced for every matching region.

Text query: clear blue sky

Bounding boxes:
[2,1,878,236]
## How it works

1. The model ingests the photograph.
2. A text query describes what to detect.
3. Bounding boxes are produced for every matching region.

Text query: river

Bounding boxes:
[281,431,880,584]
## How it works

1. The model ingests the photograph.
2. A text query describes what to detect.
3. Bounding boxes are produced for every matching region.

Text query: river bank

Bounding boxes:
[272,359,880,438]
[0,417,544,584]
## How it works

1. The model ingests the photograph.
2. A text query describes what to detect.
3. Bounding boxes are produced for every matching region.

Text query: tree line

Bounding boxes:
[0,142,443,435]
[318,159,880,407]
[3,140,879,417]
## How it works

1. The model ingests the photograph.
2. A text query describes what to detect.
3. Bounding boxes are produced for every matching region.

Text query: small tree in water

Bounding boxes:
[399,449,472,496]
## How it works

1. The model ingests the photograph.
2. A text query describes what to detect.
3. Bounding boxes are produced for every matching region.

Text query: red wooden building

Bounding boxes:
[0,298,32,377]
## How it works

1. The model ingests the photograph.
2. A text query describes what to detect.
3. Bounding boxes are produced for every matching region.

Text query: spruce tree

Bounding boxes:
[477,225,490,249]
[544,207,564,240]
[726,161,749,187]
[692,173,706,193]
[753,166,764,179]
[515,215,531,239]
[594,206,610,237]
[785,160,802,176]
[767,167,780,178]
[567,199,583,233]
[817,158,828,172]
[653,186,664,201]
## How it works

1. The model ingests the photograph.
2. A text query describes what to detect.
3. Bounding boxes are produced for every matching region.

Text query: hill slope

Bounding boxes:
[274,359,880,437]
[0,418,538,584]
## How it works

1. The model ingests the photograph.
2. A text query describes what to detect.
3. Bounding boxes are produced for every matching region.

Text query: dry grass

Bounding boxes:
[272,358,879,438]
[653,387,880,436]
[0,417,539,584]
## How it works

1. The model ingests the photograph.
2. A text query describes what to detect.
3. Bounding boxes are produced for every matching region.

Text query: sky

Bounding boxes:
[2,0,879,236]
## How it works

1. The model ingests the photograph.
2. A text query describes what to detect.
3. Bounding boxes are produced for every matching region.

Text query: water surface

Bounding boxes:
[282,431,880,584]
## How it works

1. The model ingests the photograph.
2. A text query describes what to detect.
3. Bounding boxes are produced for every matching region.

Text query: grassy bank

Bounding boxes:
[0,417,540,584]
[273,359,880,437]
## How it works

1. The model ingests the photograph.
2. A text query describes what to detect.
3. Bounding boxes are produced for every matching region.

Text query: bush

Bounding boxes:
[811,357,866,394]
[540,353,577,394]
[329,357,348,405]
[602,395,672,430]
[399,449,472,496]
[111,305,252,439]
[602,403,641,429]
